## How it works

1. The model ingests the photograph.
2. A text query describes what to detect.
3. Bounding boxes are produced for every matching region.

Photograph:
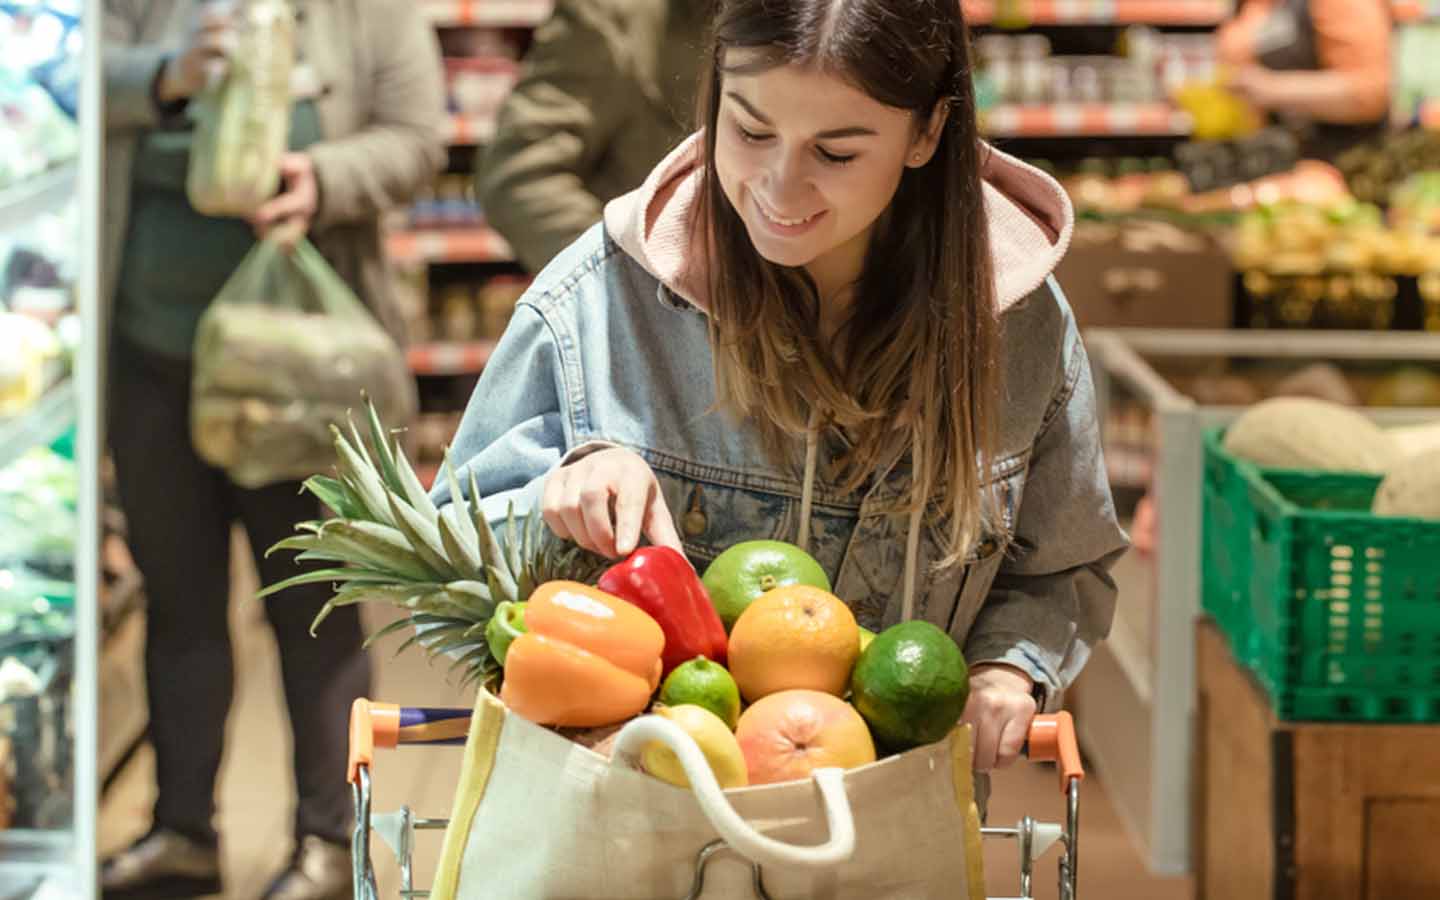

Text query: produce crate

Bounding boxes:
[1201,429,1440,722]
[1195,618,1440,900]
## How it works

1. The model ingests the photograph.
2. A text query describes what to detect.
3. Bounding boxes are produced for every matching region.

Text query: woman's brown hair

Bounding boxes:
[694,0,999,570]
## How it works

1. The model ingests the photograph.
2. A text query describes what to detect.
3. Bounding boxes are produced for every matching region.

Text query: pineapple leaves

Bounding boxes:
[437,512,485,582]
[504,502,522,584]
[302,475,368,521]
[255,567,400,600]
[265,535,323,558]
[308,520,438,582]
[387,493,458,582]
[331,424,397,528]
[393,440,438,526]
[469,470,519,600]
[362,396,405,497]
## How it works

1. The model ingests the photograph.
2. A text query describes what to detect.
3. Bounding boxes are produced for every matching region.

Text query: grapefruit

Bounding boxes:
[734,689,876,785]
[701,541,830,630]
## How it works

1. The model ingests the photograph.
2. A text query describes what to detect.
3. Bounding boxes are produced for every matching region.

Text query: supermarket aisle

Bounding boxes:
[98,529,1193,900]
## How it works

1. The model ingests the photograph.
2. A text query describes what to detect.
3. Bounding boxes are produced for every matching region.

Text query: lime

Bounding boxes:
[659,657,742,729]
[701,541,831,631]
[849,620,969,752]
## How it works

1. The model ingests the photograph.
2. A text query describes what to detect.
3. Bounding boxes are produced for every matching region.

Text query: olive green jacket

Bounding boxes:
[477,0,707,273]
[103,0,446,343]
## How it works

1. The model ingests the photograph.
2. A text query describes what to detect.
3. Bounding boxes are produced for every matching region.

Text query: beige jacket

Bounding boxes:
[103,0,446,342]
[476,0,705,273]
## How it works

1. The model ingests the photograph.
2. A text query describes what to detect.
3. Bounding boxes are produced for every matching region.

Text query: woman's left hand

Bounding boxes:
[251,152,319,246]
[961,663,1037,772]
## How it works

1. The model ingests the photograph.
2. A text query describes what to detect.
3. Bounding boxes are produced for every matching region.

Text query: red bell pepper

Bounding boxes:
[597,546,728,675]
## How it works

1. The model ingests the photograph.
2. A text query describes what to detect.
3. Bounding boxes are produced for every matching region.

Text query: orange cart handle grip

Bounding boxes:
[1026,711,1085,793]
[347,699,472,784]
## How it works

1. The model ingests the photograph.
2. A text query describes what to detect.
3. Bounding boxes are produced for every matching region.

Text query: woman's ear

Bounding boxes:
[906,98,950,168]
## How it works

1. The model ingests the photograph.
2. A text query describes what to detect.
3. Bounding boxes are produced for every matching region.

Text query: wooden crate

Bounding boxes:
[1195,618,1440,899]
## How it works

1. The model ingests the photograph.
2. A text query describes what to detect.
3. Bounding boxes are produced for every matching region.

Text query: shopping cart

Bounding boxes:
[347,700,1084,900]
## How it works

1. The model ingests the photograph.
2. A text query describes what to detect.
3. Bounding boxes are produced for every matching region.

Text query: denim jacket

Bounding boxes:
[442,135,1128,707]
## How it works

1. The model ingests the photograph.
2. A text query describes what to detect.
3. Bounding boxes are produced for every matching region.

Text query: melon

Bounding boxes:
[1222,398,1397,473]
[1372,449,1440,519]
[1366,367,1440,408]
[1386,420,1440,459]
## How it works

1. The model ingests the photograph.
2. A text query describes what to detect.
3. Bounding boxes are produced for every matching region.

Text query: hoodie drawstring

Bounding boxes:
[796,409,922,625]
[797,408,821,554]
[901,429,923,624]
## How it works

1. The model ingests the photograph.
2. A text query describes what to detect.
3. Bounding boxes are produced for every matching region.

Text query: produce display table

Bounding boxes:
[1195,618,1440,900]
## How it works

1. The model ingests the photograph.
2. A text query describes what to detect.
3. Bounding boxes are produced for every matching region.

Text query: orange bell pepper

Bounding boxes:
[499,581,666,727]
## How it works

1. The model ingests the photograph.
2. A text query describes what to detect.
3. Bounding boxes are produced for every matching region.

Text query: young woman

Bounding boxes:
[447,0,1127,780]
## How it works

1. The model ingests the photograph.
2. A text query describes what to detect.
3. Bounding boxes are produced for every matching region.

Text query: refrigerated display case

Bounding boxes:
[0,0,101,896]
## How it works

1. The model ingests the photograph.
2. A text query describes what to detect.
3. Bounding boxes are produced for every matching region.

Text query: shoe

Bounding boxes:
[100,828,222,900]
[262,835,353,900]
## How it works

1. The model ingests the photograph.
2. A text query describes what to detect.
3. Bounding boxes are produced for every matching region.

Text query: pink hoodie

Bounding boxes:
[601,131,1075,315]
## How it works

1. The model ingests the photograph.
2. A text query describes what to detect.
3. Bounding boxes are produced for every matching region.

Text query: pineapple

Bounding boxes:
[258,398,608,686]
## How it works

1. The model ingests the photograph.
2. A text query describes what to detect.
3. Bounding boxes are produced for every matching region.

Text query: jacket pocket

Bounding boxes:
[650,467,796,569]
[919,466,1026,638]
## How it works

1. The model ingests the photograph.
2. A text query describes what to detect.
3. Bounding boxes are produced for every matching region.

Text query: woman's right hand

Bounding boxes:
[157,3,236,103]
[541,448,684,560]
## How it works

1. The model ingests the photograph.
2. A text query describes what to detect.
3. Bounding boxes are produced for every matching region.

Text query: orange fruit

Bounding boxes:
[726,585,860,702]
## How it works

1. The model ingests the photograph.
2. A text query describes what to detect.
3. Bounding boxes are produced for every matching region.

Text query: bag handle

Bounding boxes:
[216,235,372,320]
[611,715,857,871]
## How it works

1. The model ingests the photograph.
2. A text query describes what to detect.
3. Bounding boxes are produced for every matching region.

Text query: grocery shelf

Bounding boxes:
[385,227,514,264]
[0,378,75,474]
[0,162,77,236]
[983,103,1192,137]
[447,113,498,146]
[421,0,552,27]
[407,339,496,376]
[1393,0,1440,23]
[963,0,1230,26]
[0,832,77,895]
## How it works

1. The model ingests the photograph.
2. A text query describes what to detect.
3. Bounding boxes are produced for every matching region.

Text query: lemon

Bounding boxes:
[641,704,749,789]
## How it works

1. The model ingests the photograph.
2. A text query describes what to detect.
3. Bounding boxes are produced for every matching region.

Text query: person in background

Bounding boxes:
[1217,0,1392,159]
[100,1,444,898]
[477,0,708,273]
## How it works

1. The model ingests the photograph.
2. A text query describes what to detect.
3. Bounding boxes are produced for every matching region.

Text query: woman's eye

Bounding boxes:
[736,124,771,144]
[817,146,856,165]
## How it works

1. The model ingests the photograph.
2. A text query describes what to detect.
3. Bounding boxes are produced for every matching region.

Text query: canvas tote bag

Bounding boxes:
[426,688,987,900]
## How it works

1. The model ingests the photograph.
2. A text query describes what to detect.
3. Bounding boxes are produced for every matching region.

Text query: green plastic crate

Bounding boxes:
[1201,429,1440,722]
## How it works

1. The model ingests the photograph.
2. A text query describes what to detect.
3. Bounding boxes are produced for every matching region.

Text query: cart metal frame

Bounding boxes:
[347,701,1085,900]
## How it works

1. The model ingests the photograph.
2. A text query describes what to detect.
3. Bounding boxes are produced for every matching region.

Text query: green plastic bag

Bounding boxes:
[191,237,417,488]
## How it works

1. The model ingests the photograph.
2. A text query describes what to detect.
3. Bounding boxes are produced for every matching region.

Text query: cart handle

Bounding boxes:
[347,699,471,784]
[345,703,1087,793]
[1026,711,1084,794]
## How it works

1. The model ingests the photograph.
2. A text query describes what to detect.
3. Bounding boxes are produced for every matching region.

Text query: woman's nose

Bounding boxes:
[761,148,811,201]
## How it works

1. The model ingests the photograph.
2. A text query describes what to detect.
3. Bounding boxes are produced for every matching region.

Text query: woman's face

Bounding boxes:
[714,53,942,288]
